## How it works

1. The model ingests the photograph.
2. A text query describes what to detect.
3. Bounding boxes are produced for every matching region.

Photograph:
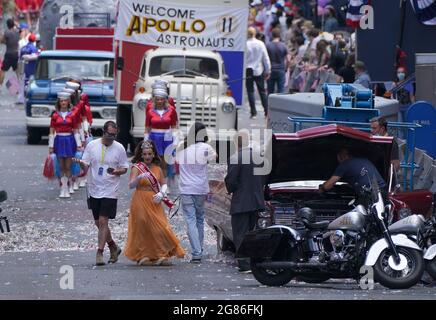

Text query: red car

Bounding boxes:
[205,124,434,252]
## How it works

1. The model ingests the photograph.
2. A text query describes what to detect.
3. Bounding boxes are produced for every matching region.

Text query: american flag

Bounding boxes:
[346,0,371,28]
[410,0,436,25]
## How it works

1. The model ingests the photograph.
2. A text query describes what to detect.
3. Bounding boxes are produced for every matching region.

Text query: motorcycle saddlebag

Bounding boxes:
[236,228,289,258]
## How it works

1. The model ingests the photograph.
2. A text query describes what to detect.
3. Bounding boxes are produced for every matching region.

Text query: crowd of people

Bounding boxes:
[246,0,367,102]
[1,0,43,31]
[0,17,42,102]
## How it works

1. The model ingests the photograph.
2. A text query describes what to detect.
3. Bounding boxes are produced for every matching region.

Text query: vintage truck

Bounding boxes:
[25,50,117,144]
[130,47,237,149]
[113,0,248,152]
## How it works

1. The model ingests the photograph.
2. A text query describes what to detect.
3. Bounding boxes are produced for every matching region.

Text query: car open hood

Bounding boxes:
[267,124,393,185]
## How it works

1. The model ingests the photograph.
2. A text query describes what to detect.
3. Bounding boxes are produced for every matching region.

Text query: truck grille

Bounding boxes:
[169,81,220,129]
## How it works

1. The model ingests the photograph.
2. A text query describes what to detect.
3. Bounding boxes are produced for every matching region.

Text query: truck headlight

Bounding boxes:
[221,102,234,113]
[31,106,51,117]
[101,108,117,119]
[138,99,148,111]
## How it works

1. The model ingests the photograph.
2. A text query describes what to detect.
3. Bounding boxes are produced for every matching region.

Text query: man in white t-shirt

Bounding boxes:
[75,121,129,266]
[176,122,217,263]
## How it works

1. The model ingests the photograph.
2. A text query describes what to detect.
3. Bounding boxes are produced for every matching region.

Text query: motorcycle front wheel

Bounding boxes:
[374,247,424,289]
[250,258,295,287]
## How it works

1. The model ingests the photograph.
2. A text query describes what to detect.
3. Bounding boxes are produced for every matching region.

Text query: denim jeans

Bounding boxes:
[181,194,206,259]
[267,69,286,95]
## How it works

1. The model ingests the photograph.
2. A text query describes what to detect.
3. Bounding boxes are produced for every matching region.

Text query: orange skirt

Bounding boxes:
[124,189,185,263]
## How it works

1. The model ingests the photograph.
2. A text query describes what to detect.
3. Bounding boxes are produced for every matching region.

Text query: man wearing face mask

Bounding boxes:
[74,121,129,266]
[370,116,400,175]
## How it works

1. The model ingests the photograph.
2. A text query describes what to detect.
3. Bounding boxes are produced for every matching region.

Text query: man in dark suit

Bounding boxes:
[225,132,265,273]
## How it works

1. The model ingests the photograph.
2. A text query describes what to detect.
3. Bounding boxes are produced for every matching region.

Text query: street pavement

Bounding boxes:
[0,92,436,300]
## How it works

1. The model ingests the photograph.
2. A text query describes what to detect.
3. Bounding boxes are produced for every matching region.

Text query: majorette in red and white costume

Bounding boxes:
[49,91,82,198]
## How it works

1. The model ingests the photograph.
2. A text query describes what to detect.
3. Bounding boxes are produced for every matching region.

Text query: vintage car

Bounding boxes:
[205,124,435,252]
[25,50,117,144]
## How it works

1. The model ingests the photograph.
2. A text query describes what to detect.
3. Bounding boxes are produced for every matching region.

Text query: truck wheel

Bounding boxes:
[27,127,41,145]
[250,257,295,286]
[116,104,132,151]
[374,247,424,289]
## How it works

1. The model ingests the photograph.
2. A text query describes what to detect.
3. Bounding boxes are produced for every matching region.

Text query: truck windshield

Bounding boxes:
[148,56,219,79]
[35,58,114,80]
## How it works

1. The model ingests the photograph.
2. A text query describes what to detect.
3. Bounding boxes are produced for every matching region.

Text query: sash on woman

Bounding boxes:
[134,162,174,208]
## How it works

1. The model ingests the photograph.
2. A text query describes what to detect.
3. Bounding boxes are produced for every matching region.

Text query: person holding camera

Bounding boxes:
[74,121,129,266]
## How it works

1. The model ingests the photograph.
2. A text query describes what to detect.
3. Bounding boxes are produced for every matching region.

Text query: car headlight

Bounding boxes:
[31,106,51,117]
[221,102,234,113]
[138,99,148,111]
[101,108,117,119]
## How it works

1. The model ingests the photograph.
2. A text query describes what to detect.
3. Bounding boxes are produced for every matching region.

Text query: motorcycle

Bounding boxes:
[237,174,425,289]
[0,190,9,233]
[389,214,436,280]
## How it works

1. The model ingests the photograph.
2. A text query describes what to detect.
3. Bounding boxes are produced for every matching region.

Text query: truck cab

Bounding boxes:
[131,48,237,146]
[25,50,117,144]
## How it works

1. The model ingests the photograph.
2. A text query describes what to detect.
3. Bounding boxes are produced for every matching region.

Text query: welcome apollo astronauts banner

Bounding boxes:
[114,0,249,51]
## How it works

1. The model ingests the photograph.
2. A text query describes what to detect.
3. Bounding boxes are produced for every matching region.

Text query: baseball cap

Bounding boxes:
[19,22,29,30]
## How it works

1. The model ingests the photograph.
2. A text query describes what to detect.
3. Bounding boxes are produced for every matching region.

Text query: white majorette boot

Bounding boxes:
[73,178,79,191]
[79,176,86,188]
[60,176,70,198]
[68,178,75,194]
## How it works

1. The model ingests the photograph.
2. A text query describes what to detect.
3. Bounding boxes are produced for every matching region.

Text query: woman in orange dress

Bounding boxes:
[124,140,185,266]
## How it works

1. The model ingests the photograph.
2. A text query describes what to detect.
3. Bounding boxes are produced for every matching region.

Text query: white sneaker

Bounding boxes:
[73,180,79,190]
[79,179,86,188]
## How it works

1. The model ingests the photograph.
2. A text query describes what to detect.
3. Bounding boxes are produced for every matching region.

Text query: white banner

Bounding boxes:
[115,0,248,51]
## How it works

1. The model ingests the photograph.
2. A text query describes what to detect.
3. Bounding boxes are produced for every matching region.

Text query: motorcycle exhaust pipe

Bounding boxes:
[256,261,325,269]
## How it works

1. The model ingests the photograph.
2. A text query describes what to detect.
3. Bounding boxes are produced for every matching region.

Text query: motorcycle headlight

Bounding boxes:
[257,210,270,218]
[138,99,148,111]
[257,218,271,229]
[221,102,234,113]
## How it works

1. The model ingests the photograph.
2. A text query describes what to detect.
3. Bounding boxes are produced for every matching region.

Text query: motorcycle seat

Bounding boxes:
[304,220,329,230]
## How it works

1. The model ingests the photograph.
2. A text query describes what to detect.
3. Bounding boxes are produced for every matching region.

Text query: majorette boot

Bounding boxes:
[73,178,79,191]
[60,176,70,198]
[79,176,86,188]
[68,178,75,194]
